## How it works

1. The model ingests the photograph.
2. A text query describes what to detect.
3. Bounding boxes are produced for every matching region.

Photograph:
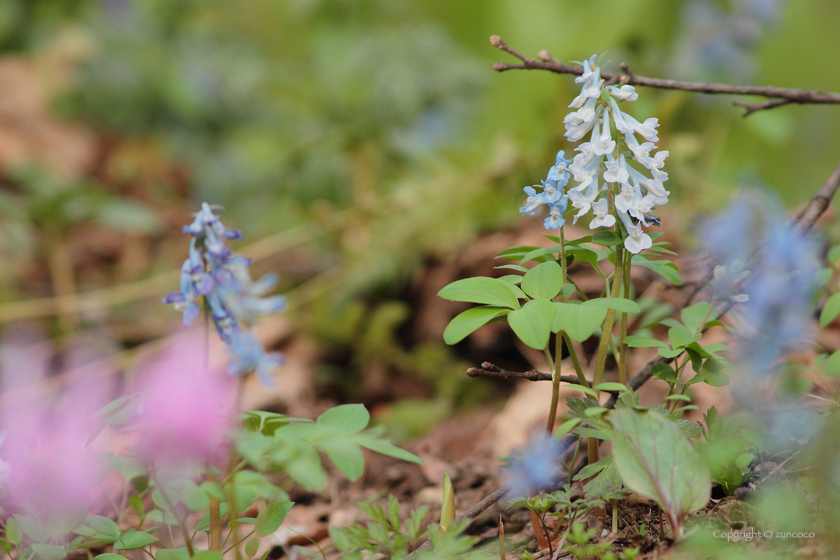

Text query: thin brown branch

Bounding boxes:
[794,159,840,233]
[489,36,840,117]
[468,362,578,384]
[732,98,794,116]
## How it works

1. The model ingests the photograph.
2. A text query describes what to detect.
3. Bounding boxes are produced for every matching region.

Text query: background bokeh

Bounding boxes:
[0,0,837,436]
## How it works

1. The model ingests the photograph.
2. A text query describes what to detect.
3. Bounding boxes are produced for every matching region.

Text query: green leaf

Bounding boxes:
[593,382,628,392]
[521,261,564,300]
[114,530,159,550]
[681,302,716,334]
[74,515,120,541]
[658,347,684,359]
[94,555,127,560]
[508,298,555,350]
[156,549,190,560]
[817,267,833,287]
[438,277,520,309]
[665,394,691,402]
[825,350,840,376]
[321,439,366,481]
[442,306,509,345]
[623,335,667,348]
[584,407,608,417]
[180,481,211,512]
[255,501,294,537]
[668,325,698,349]
[520,245,563,264]
[356,436,424,464]
[587,297,640,314]
[128,495,144,517]
[552,301,607,341]
[821,293,840,327]
[440,473,455,533]
[495,264,530,273]
[553,418,582,438]
[735,453,756,470]
[193,554,223,560]
[6,517,22,545]
[652,363,678,383]
[592,230,623,246]
[14,515,45,542]
[30,544,67,560]
[632,256,682,285]
[316,404,370,434]
[245,539,260,558]
[611,410,711,527]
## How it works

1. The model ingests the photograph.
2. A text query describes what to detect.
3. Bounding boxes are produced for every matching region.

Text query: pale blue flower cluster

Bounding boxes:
[703,191,819,377]
[163,203,286,386]
[520,55,670,254]
[520,151,571,230]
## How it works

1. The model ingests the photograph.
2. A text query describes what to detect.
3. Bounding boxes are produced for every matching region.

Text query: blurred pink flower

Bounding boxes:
[0,326,115,520]
[132,332,235,468]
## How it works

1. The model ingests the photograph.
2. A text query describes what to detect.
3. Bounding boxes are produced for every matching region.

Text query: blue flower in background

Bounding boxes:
[702,190,819,377]
[507,435,569,498]
[227,331,284,388]
[163,203,286,386]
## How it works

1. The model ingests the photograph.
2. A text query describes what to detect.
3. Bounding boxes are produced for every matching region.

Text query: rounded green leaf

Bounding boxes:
[442,306,508,345]
[552,301,607,341]
[5,518,21,545]
[611,410,711,525]
[623,335,667,348]
[592,230,623,246]
[521,261,564,300]
[94,555,127,560]
[825,350,840,376]
[180,481,211,512]
[245,538,260,558]
[156,549,190,560]
[587,297,641,314]
[114,530,159,550]
[438,277,520,309]
[553,418,582,438]
[321,440,365,481]
[593,382,629,392]
[316,404,370,434]
[255,500,294,537]
[507,298,555,350]
[821,293,840,327]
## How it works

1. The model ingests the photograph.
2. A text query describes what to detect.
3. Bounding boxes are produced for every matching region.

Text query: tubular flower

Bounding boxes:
[521,54,669,254]
[163,203,286,386]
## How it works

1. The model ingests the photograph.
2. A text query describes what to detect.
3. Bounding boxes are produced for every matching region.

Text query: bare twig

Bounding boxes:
[794,159,840,233]
[489,35,840,117]
[467,362,577,384]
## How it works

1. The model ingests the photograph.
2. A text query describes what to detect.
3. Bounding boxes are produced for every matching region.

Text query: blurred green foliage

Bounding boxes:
[3,0,840,431]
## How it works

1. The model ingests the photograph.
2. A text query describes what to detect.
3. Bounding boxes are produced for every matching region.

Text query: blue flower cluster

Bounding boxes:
[506,434,570,498]
[520,151,571,230]
[703,191,819,377]
[163,203,286,386]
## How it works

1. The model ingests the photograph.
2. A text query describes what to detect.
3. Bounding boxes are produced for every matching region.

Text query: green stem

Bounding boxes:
[546,334,564,433]
[592,245,624,391]
[562,332,589,389]
[546,227,569,433]
[588,244,624,467]
[619,256,631,385]
[150,474,195,557]
[568,438,582,473]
